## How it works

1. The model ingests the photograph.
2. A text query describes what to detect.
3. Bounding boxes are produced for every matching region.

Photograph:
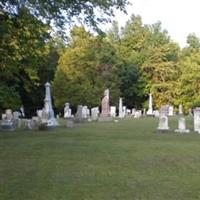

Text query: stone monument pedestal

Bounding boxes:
[98,116,112,122]
[1,120,15,131]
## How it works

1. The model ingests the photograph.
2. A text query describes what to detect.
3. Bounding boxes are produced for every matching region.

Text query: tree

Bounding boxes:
[0,8,61,115]
[175,50,200,112]
[141,22,180,108]
[52,26,120,110]
[0,0,129,32]
[115,15,151,108]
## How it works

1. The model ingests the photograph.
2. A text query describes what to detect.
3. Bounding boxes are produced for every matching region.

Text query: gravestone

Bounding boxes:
[13,111,22,129]
[168,106,174,116]
[194,107,200,133]
[134,110,142,118]
[110,106,116,117]
[175,117,189,133]
[98,89,112,122]
[64,103,72,118]
[13,111,21,119]
[91,107,99,121]
[153,110,160,117]
[82,106,89,119]
[1,109,15,131]
[66,118,74,128]
[118,98,125,118]
[179,104,183,115]
[157,107,169,132]
[39,82,58,129]
[131,108,136,116]
[127,109,131,116]
[123,106,127,117]
[147,93,154,116]
[75,105,86,122]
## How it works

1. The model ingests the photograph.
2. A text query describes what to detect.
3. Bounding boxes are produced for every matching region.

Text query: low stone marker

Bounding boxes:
[157,107,169,132]
[175,117,190,133]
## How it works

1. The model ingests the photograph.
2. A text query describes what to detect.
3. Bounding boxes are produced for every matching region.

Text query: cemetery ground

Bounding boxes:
[1,117,200,200]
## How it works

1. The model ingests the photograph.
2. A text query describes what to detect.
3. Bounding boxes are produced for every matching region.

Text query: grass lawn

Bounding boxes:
[1,116,200,200]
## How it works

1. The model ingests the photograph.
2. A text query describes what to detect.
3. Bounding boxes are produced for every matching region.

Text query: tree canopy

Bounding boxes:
[0,0,129,31]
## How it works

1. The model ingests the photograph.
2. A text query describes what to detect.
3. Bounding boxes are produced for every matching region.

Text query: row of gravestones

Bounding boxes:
[0,82,197,131]
[157,107,200,133]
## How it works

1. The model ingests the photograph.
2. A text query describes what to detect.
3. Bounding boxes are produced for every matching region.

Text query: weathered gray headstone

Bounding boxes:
[175,117,189,133]
[75,105,86,122]
[157,107,169,132]
[66,117,74,128]
[91,107,99,121]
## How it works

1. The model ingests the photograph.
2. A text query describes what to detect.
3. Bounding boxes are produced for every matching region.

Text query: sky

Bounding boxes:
[108,0,200,47]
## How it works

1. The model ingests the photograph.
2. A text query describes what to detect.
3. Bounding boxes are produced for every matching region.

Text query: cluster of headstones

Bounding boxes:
[63,91,151,126]
[157,105,200,133]
[0,108,40,131]
[0,82,58,131]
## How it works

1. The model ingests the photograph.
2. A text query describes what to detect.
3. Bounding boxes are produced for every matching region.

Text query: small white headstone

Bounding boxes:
[194,107,200,133]
[147,93,154,115]
[168,106,174,116]
[153,110,160,117]
[110,106,116,117]
[131,108,136,116]
[64,103,72,118]
[134,110,142,118]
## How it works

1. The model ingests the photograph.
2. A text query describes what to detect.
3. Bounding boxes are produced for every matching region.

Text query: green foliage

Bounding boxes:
[53,26,120,110]
[0,8,60,115]
[0,84,21,113]
[175,51,200,112]
[113,15,180,109]
[0,0,129,31]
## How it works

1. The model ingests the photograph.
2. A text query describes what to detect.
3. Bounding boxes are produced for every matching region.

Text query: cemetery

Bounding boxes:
[2,0,200,199]
[1,82,200,199]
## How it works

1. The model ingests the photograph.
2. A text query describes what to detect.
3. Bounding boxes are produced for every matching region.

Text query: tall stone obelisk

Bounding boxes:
[40,82,58,127]
[147,93,154,116]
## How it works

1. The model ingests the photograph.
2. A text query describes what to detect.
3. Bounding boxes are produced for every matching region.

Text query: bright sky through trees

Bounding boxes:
[109,0,200,47]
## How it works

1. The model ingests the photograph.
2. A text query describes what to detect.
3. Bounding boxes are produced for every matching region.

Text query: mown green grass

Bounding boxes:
[1,116,200,200]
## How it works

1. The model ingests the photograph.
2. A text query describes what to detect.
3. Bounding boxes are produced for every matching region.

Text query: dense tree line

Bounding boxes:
[53,15,200,113]
[1,0,200,115]
[0,0,129,115]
